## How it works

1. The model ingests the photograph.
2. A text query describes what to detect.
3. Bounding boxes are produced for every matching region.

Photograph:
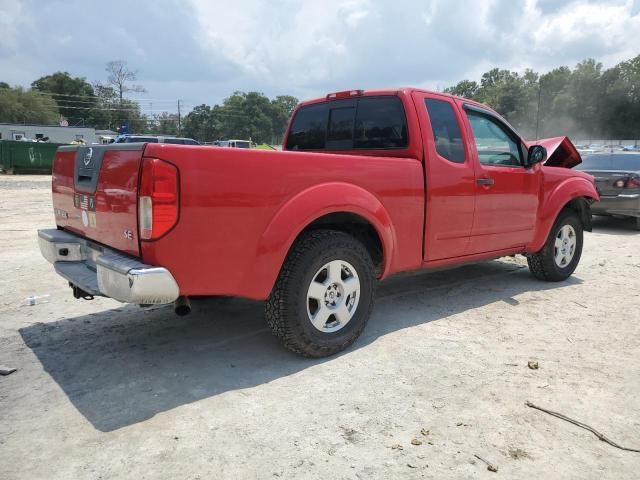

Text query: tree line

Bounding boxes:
[445,55,640,140]
[2,54,640,143]
[0,61,299,144]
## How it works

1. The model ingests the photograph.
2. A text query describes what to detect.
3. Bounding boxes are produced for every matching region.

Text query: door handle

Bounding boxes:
[476,177,494,186]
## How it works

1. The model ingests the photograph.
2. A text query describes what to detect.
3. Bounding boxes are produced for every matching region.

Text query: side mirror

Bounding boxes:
[526,145,547,168]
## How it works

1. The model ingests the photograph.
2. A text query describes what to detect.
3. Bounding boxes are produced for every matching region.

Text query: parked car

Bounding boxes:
[38,88,598,357]
[576,152,640,229]
[115,135,200,145]
[213,139,252,148]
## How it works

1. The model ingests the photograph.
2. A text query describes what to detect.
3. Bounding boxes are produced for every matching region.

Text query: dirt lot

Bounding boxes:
[0,174,639,479]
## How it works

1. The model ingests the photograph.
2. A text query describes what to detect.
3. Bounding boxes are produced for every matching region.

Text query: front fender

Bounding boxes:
[529,176,599,252]
[242,182,397,299]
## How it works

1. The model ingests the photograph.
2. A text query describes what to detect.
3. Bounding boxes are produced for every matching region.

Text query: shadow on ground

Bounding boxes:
[20,260,580,432]
[591,215,639,235]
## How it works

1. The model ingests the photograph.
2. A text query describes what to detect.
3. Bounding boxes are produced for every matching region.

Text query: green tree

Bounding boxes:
[183,104,224,142]
[92,83,148,133]
[0,86,59,124]
[31,71,98,126]
[219,91,274,143]
[182,93,298,143]
[599,55,640,138]
[150,112,180,136]
[444,80,479,99]
[566,59,602,138]
[269,95,299,142]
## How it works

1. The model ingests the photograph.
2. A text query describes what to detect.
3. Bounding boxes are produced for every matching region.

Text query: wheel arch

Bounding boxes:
[242,182,396,299]
[529,176,598,252]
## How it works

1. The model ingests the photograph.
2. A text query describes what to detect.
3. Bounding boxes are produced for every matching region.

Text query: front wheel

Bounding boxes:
[265,230,376,357]
[527,209,584,282]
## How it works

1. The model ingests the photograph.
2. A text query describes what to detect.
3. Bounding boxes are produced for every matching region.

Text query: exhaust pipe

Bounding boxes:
[174,296,191,316]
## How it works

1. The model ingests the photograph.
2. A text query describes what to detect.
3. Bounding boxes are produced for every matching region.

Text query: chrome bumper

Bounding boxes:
[38,229,180,304]
[591,194,640,217]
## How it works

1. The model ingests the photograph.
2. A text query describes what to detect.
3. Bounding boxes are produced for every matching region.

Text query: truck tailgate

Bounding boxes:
[51,144,145,257]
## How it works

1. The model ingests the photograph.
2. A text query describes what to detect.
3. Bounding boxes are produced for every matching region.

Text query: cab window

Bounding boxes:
[466,111,522,167]
[424,98,465,163]
[285,96,407,151]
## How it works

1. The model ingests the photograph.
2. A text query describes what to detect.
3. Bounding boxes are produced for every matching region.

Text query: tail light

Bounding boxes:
[614,176,640,189]
[326,89,364,99]
[626,176,640,188]
[138,158,179,240]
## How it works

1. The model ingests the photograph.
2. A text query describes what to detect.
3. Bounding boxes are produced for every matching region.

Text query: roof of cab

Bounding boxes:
[297,87,489,111]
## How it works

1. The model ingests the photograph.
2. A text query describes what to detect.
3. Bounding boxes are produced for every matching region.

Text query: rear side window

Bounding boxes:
[424,99,465,163]
[353,97,407,149]
[286,103,327,150]
[285,96,407,151]
[164,138,184,144]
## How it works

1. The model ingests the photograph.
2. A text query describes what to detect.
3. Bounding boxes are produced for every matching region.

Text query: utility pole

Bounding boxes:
[177,100,181,136]
[535,83,542,141]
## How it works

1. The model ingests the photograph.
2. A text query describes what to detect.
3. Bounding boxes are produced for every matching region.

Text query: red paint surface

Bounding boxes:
[50,88,599,300]
[52,149,141,256]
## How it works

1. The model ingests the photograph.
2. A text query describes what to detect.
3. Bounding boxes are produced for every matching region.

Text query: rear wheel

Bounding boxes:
[265,230,376,357]
[527,209,583,282]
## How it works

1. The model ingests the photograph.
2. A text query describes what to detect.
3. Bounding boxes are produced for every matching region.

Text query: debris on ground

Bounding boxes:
[526,401,640,453]
[411,438,423,446]
[0,366,17,376]
[528,360,539,370]
[20,294,50,306]
[474,454,498,472]
[420,428,430,436]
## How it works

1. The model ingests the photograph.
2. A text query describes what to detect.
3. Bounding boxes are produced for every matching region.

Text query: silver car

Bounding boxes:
[576,152,640,230]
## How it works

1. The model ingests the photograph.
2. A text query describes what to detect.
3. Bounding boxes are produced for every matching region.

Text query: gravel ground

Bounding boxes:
[0,174,639,479]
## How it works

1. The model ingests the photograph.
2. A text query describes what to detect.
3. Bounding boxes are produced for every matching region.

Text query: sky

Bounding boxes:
[1,0,639,115]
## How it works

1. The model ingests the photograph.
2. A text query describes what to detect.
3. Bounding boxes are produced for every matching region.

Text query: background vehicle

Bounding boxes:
[213,139,252,148]
[576,152,640,229]
[115,135,200,145]
[38,88,598,357]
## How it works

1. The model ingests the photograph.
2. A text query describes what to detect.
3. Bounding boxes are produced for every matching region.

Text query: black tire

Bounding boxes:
[527,209,583,282]
[634,216,640,231]
[265,230,376,357]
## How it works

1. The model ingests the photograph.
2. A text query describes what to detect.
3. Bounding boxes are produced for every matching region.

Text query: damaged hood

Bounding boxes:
[527,136,582,168]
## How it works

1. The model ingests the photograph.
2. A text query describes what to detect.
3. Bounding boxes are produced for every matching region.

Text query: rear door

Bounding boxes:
[52,144,145,256]
[412,92,476,261]
[461,105,541,254]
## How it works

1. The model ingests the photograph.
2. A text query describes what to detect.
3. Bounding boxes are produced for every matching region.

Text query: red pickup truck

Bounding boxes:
[38,88,599,357]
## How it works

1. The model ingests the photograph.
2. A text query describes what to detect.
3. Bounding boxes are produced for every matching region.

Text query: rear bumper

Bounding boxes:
[591,194,640,217]
[38,229,180,304]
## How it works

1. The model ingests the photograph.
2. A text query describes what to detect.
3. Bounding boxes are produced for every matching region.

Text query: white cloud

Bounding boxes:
[0,0,639,107]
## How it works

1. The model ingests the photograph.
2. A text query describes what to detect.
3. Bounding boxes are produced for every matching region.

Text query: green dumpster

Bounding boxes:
[0,140,66,174]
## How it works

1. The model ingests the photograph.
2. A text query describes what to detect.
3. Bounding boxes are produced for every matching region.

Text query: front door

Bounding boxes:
[461,105,540,254]
[412,92,476,261]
